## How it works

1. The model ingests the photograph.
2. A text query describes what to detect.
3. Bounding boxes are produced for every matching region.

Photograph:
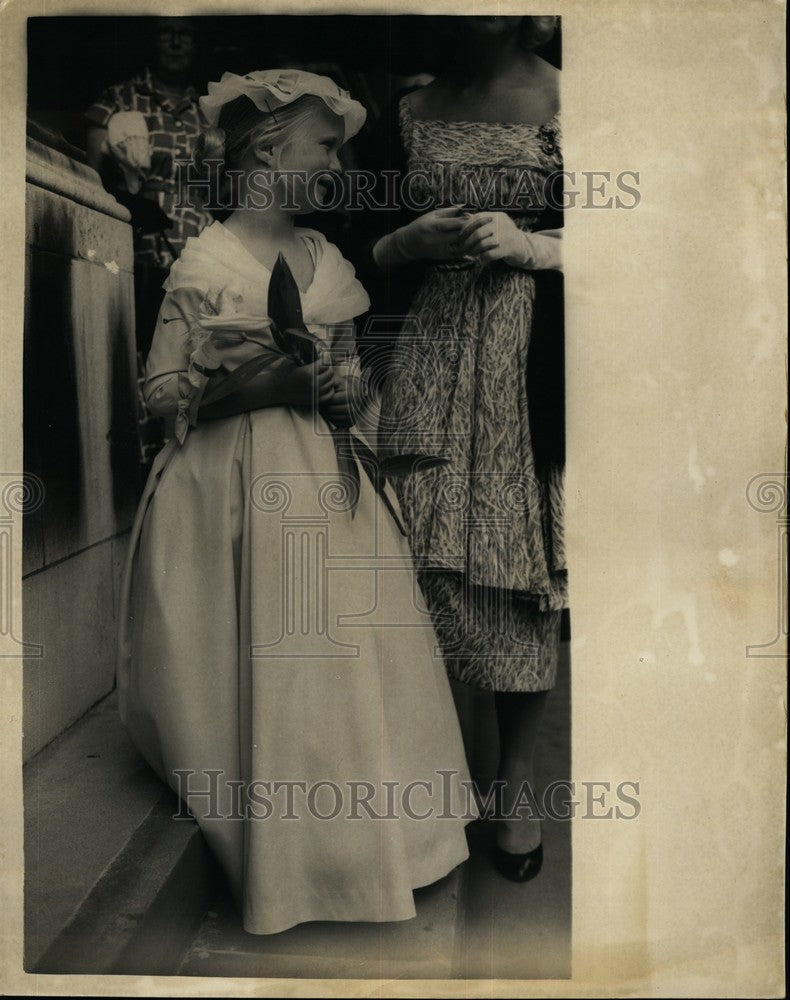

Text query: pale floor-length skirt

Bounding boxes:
[117,404,473,935]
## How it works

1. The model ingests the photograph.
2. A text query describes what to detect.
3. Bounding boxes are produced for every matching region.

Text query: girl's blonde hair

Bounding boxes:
[192,93,332,203]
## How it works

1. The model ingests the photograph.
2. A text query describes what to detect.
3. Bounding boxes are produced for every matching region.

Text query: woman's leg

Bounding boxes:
[494,689,550,853]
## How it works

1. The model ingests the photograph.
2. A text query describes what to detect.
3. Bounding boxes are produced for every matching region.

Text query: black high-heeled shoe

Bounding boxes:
[493,841,544,883]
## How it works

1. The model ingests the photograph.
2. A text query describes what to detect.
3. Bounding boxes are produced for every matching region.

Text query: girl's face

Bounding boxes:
[273,107,345,215]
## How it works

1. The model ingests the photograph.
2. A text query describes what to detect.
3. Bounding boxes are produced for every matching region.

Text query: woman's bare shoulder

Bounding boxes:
[511,56,561,120]
[404,79,451,118]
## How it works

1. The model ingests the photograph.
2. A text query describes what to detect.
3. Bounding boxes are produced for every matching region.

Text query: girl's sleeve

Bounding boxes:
[143,286,202,418]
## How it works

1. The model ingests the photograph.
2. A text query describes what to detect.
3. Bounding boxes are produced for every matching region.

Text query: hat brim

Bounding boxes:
[200,69,367,142]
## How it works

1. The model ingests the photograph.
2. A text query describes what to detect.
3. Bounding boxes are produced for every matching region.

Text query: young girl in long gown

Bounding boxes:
[116,69,473,936]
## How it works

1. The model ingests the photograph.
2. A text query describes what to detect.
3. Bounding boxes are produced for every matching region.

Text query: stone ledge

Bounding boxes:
[27,119,88,164]
[26,179,135,270]
[26,132,130,225]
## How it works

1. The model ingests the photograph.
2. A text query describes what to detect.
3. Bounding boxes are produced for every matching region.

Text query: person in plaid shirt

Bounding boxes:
[85,17,213,465]
[85,17,212,269]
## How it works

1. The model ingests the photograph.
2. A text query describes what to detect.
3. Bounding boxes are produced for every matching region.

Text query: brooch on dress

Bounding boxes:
[539,126,557,155]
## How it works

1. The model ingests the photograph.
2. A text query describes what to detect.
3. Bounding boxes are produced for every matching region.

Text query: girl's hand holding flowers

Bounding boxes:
[321,374,353,429]
[320,372,368,429]
[283,355,336,410]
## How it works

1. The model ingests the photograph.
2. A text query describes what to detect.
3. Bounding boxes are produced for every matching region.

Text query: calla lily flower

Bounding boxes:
[195,313,272,334]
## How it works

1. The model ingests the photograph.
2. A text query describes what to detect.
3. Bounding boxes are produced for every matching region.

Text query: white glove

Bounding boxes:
[458,212,563,271]
[106,111,151,194]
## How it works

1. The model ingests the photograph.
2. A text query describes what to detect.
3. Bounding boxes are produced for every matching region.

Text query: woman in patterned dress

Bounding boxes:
[368,15,567,881]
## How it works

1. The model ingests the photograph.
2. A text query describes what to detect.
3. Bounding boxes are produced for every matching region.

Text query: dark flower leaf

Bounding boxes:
[268,253,307,334]
[350,434,407,535]
[331,428,361,517]
[284,327,321,366]
[270,321,295,359]
[200,353,289,407]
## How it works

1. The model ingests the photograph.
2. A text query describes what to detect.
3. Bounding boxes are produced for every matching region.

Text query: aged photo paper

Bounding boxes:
[1,0,786,996]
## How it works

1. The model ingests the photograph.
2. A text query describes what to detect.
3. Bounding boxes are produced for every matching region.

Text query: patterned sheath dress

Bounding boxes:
[377,95,568,694]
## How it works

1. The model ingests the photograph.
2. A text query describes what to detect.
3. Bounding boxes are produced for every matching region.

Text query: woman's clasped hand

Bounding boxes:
[391,205,540,268]
[455,211,535,266]
[401,206,467,259]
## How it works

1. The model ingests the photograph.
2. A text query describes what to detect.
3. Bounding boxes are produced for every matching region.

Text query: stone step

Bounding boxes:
[34,792,221,976]
[179,864,464,980]
[24,692,220,975]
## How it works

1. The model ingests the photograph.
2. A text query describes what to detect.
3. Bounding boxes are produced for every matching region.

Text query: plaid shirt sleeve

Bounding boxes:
[84,84,124,129]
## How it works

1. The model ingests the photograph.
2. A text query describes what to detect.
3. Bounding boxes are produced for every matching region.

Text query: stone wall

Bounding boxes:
[23,124,141,761]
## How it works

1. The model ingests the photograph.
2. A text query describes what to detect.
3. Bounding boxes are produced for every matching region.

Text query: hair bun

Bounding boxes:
[193,125,226,168]
[521,15,559,51]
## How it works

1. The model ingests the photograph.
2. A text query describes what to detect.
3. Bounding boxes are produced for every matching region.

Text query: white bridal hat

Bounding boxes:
[199,69,367,141]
